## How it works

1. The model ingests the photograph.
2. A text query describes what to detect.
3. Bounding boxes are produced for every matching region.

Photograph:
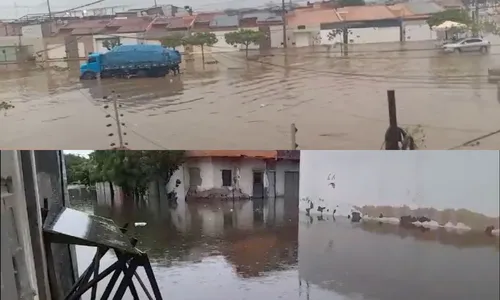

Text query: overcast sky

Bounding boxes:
[64,150,92,157]
[1,0,290,19]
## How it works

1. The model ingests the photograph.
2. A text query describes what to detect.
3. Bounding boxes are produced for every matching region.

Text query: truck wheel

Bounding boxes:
[81,71,96,80]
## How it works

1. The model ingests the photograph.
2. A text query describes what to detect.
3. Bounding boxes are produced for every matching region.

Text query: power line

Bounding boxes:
[448,129,500,149]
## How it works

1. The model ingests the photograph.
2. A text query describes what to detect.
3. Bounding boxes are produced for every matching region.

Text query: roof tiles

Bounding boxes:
[287,8,341,26]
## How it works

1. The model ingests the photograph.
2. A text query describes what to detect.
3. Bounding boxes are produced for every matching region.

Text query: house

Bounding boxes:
[299,150,500,233]
[0,22,47,62]
[389,2,444,42]
[92,16,155,53]
[286,5,342,47]
[207,14,241,52]
[334,5,403,44]
[174,150,300,200]
[46,19,110,60]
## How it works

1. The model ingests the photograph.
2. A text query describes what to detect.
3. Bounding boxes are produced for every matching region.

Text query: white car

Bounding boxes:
[442,38,491,53]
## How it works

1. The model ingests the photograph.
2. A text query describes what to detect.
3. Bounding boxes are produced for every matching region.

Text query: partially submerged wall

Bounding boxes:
[299,151,500,234]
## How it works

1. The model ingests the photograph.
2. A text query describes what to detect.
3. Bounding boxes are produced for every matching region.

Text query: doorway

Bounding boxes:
[252,171,264,199]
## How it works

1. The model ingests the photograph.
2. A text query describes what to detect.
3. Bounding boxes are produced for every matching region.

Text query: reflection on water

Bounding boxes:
[70,187,499,300]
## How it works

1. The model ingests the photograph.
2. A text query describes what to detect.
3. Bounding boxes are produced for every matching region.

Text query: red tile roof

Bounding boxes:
[106,17,154,32]
[186,151,277,159]
[336,5,397,22]
[194,12,222,23]
[165,16,196,29]
[287,8,341,26]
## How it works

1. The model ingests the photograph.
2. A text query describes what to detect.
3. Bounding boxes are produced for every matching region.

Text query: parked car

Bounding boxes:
[442,37,491,53]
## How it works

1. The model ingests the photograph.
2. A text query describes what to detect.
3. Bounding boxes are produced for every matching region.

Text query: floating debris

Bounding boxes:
[134,222,147,227]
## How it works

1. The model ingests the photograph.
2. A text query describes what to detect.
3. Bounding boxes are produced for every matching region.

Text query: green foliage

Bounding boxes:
[65,151,186,198]
[64,154,95,186]
[102,39,122,51]
[160,33,185,49]
[426,10,472,29]
[225,29,265,57]
[338,0,365,7]
[185,32,218,47]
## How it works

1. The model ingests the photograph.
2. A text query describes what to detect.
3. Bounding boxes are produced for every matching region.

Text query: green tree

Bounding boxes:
[338,0,365,7]
[225,29,265,57]
[64,154,94,186]
[160,33,185,50]
[426,9,472,29]
[102,39,122,51]
[89,150,185,201]
[184,32,218,64]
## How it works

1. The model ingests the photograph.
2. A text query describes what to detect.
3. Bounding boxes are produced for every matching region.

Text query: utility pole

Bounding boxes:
[46,0,52,20]
[281,0,287,48]
[154,0,158,8]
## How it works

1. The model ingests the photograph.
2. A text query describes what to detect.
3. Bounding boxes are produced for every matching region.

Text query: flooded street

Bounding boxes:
[70,189,499,300]
[2,41,500,149]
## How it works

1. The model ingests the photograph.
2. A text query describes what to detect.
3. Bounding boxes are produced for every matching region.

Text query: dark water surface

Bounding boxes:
[70,191,499,300]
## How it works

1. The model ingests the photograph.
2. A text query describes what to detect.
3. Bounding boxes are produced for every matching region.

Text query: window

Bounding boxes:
[221,169,232,187]
[297,25,306,30]
[88,57,96,63]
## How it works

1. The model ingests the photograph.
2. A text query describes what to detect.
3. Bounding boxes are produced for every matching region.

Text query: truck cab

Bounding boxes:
[80,53,101,79]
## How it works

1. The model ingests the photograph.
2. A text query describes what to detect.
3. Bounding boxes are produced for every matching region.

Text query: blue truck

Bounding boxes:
[79,44,181,80]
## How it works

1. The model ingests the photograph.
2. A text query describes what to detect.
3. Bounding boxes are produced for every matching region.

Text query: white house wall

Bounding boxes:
[269,25,284,48]
[209,30,240,53]
[404,20,436,42]
[347,27,400,44]
[299,150,500,231]
[319,29,342,45]
[93,33,140,53]
[184,157,267,197]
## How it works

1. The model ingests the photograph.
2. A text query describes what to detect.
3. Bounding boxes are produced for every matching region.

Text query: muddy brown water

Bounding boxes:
[70,190,499,300]
[1,41,500,149]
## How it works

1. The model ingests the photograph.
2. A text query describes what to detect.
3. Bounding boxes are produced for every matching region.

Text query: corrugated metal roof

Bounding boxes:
[209,15,239,28]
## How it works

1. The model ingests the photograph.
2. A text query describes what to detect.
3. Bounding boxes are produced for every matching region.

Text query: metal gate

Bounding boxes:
[284,171,299,200]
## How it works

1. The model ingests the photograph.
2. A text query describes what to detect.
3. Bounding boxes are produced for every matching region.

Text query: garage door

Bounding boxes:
[295,33,310,47]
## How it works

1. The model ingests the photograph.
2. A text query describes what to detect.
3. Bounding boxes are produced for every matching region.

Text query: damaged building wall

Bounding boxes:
[183,157,268,198]
[299,150,499,232]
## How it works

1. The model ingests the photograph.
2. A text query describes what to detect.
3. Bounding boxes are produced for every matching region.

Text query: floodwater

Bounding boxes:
[70,189,499,300]
[1,41,500,149]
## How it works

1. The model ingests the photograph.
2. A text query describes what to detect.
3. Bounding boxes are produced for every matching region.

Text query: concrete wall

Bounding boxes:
[270,25,284,48]
[1,151,39,300]
[182,158,298,198]
[183,157,267,197]
[403,19,437,42]
[299,150,500,232]
[93,33,142,53]
[347,26,401,44]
